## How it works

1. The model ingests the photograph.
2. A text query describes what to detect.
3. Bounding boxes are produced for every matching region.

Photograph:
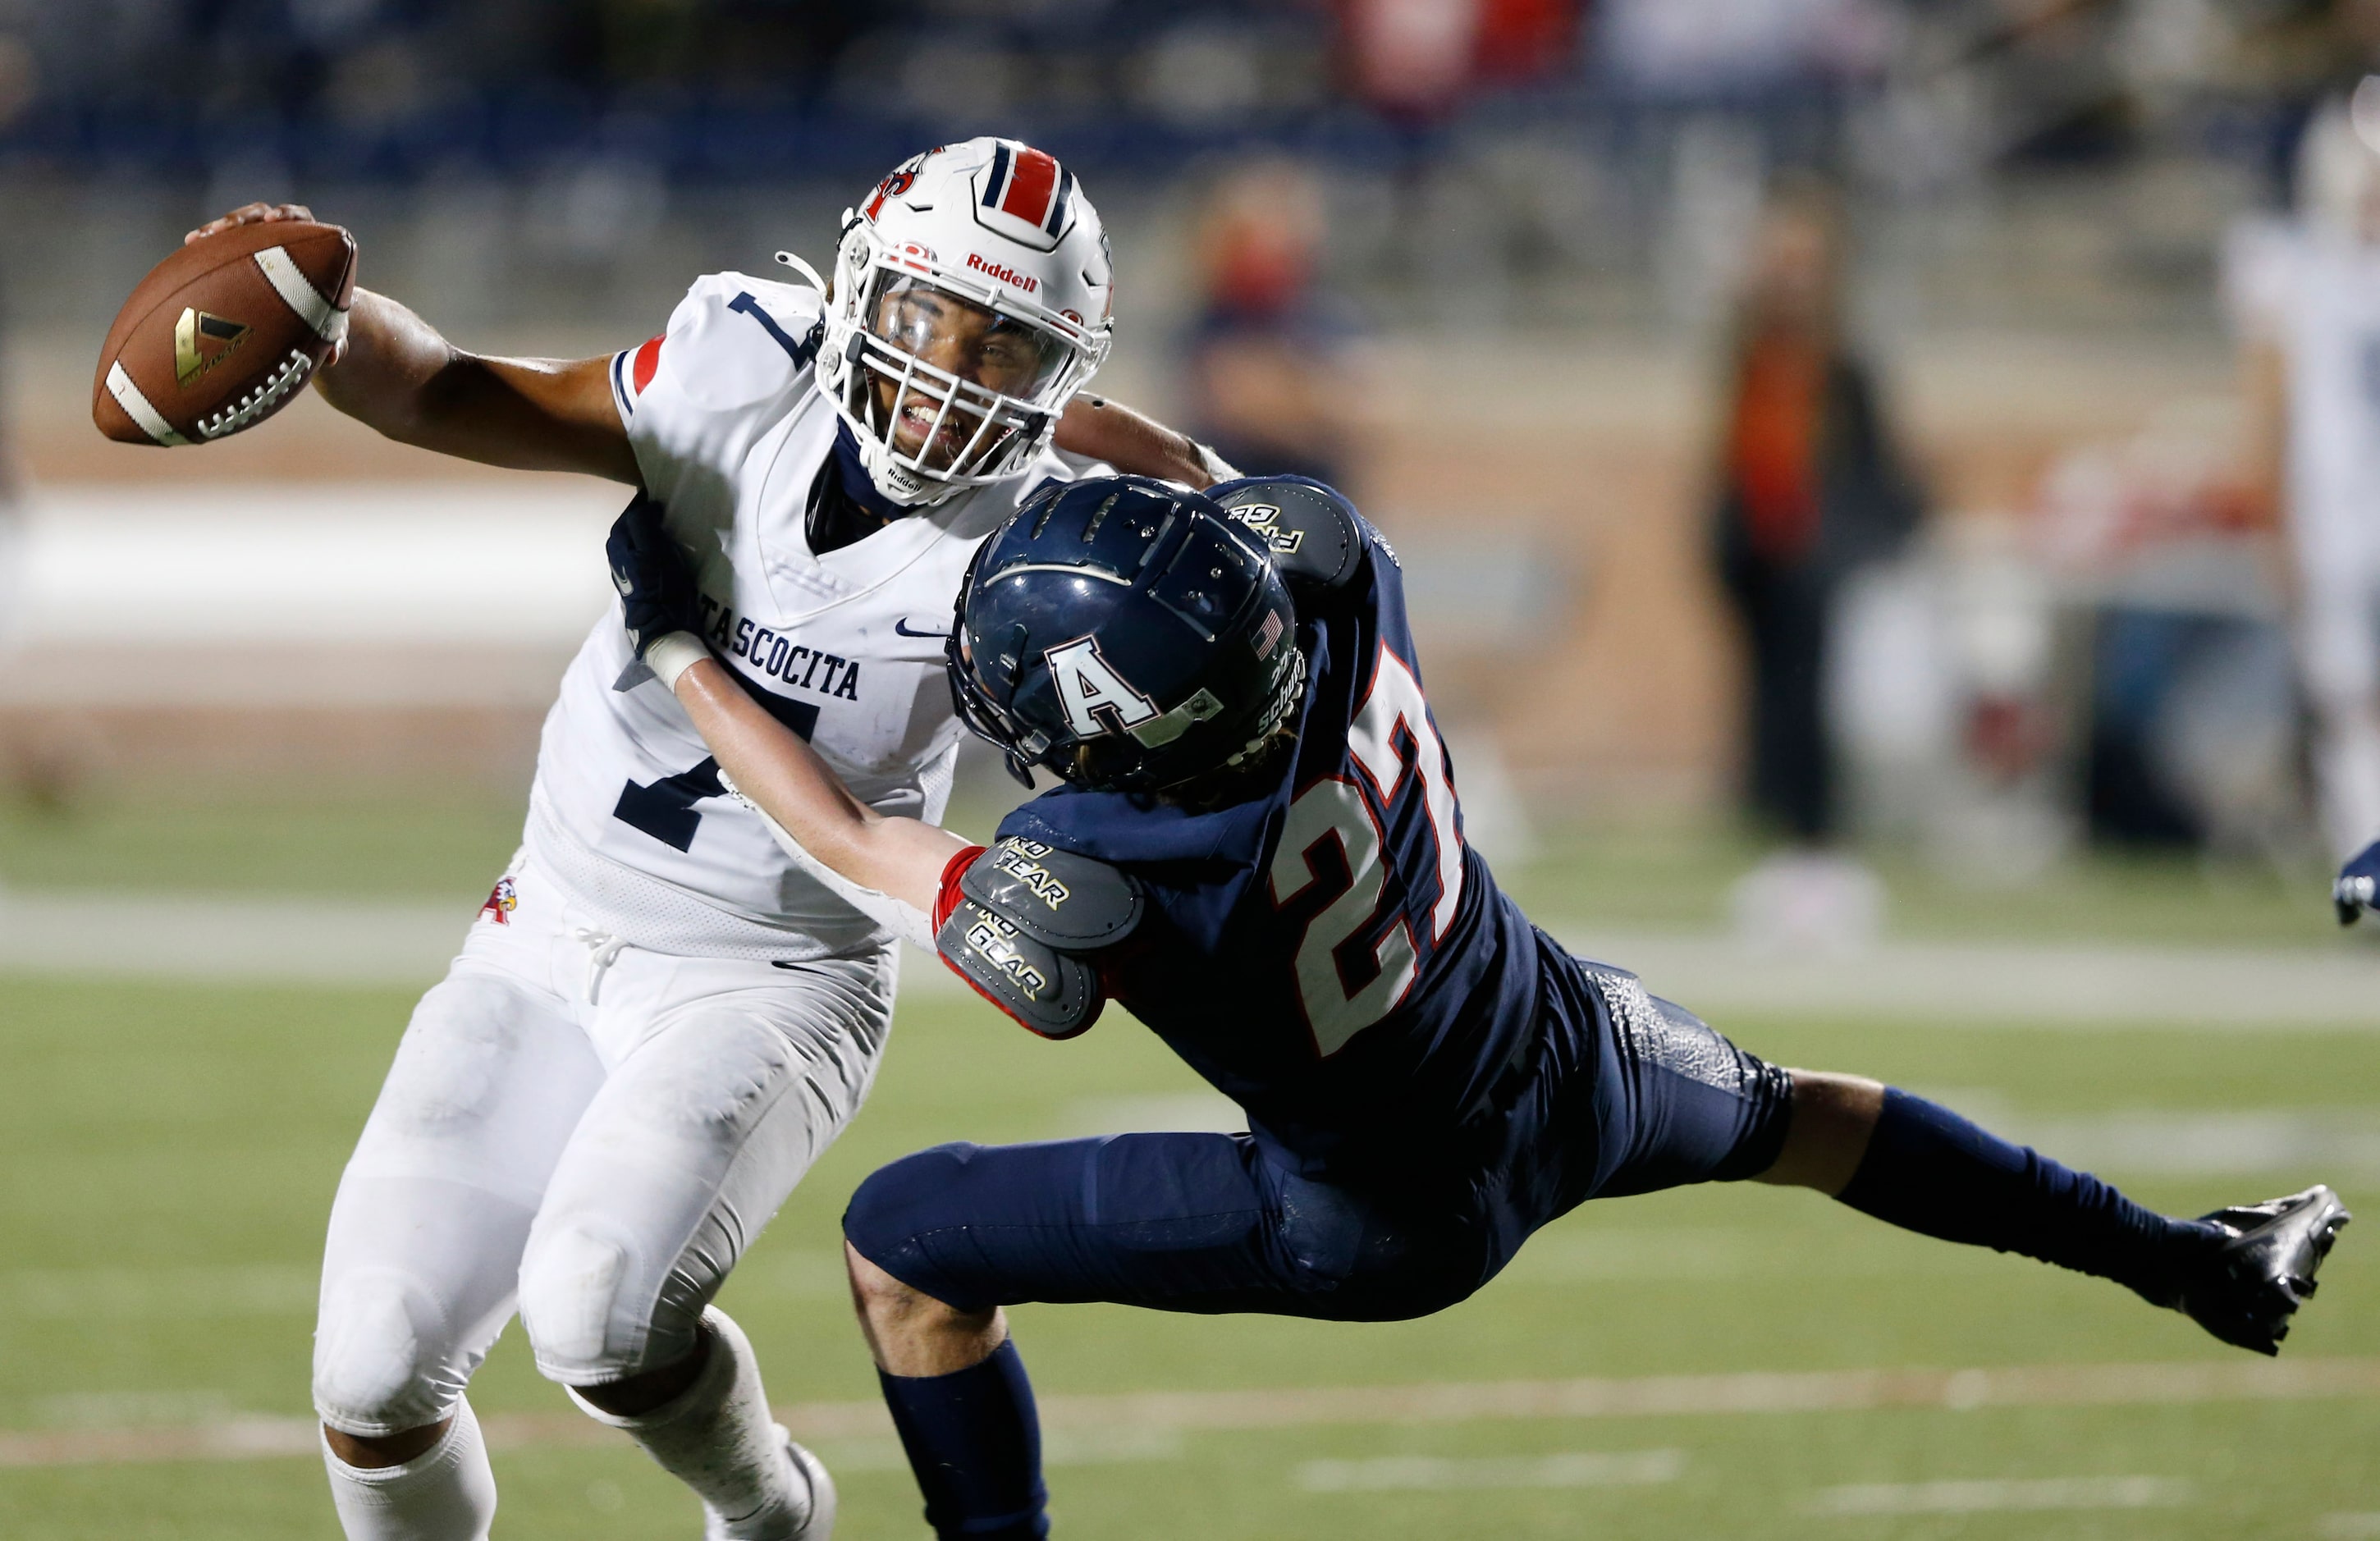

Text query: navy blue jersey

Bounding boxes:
[992,499,1543,1179]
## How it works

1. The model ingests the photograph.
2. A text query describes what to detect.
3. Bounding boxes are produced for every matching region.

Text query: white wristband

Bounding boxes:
[1192,441,1242,486]
[645,632,711,693]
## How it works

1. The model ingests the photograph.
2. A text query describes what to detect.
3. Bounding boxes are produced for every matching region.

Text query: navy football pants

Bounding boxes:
[844,942,1792,1323]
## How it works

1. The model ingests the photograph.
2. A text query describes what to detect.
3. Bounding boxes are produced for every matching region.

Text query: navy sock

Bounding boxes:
[1836,1087,2222,1305]
[877,1338,1048,1541]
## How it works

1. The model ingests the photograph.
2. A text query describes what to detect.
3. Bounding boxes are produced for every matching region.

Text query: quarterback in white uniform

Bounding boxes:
[2229,90,2380,857]
[193,139,1228,1541]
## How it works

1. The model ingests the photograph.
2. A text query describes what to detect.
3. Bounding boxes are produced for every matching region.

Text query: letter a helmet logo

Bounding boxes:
[1044,637,1157,737]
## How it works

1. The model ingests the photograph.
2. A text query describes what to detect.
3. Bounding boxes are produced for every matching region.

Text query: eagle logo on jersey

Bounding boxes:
[1045,636,1159,738]
[478,876,518,925]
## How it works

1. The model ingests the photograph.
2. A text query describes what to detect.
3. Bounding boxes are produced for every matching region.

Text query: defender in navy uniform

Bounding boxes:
[611,476,2348,1541]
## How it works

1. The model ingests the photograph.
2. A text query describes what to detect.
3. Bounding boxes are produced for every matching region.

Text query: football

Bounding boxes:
[91,218,356,447]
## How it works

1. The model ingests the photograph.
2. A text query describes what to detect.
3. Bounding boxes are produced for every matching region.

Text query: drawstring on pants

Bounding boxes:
[572,927,630,1005]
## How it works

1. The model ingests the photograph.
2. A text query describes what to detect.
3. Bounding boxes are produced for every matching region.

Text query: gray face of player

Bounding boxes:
[863,277,1067,472]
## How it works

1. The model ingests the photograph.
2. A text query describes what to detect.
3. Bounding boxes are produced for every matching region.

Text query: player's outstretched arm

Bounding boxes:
[185,203,640,485]
[671,653,968,914]
[1053,394,1237,489]
[609,495,961,936]
[316,288,638,482]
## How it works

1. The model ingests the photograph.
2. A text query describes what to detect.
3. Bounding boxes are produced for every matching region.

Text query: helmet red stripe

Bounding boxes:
[1000,147,1060,226]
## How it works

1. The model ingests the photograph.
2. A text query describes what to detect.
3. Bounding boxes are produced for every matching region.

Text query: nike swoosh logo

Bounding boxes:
[894,619,949,638]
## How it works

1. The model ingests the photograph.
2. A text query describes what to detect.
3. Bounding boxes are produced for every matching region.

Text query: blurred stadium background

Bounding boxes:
[4,2,2380,1539]
[0,0,2364,857]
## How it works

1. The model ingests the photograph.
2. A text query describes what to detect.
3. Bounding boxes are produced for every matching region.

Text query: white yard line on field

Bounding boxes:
[1296,1449,1686,1492]
[4,1356,2375,1470]
[808,1428,1187,1475]
[2,1264,315,1319]
[1806,1474,2195,1515]
[3,894,2376,1028]
[0,891,469,988]
[1563,928,2380,1030]
[2321,1514,2380,1539]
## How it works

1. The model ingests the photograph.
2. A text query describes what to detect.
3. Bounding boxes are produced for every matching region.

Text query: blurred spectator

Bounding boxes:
[2245,0,2380,203]
[2228,80,2380,859]
[1708,178,1923,941]
[1179,158,1359,487]
[1337,0,1576,120]
[1991,0,2133,163]
[2028,410,2291,856]
[1598,0,1883,98]
[0,242,25,804]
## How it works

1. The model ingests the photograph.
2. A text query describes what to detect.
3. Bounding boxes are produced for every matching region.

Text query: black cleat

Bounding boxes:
[2176,1186,2350,1355]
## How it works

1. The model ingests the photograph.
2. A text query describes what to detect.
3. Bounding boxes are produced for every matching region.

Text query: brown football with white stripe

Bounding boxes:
[92,220,356,446]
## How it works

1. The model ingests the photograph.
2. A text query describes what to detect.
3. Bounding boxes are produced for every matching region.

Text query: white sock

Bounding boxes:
[321,1397,497,1541]
[570,1307,817,1540]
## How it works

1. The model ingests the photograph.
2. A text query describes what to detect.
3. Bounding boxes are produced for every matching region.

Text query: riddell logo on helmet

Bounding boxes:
[966,253,1038,295]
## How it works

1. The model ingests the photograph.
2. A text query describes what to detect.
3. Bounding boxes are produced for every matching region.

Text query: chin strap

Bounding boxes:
[772,248,830,297]
[840,420,959,514]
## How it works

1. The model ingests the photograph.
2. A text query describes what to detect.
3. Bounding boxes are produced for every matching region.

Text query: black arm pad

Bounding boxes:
[939,838,1145,1039]
[1213,478,1364,593]
[937,897,1105,1039]
[959,837,1144,948]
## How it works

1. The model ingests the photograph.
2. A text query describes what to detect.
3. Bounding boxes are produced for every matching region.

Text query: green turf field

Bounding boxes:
[0,783,2353,948]
[2,958,2374,1539]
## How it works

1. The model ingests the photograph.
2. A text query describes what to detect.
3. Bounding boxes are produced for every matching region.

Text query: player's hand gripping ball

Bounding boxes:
[91,203,356,447]
[2336,839,2380,926]
[606,497,707,664]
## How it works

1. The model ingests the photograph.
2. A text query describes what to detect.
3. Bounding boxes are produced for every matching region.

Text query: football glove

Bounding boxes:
[605,495,710,689]
[2335,839,2380,926]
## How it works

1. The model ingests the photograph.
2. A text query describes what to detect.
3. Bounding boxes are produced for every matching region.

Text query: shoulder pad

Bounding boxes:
[690,270,826,327]
[959,836,1143,949]
[936,898,1105,1040]
[1211,478,1364,592]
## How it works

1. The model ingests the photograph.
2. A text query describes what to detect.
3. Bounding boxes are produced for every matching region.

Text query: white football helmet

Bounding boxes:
[785,137,1114,509]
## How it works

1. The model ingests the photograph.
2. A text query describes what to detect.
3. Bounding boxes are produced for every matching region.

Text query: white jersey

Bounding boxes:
[2226,219,2380,582]
[526,272,1101,960]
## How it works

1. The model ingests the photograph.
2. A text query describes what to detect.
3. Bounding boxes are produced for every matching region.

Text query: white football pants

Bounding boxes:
[313,849,894,1437]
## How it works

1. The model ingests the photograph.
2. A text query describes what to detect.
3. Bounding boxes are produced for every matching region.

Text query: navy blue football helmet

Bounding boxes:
[949,475,1305,792]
